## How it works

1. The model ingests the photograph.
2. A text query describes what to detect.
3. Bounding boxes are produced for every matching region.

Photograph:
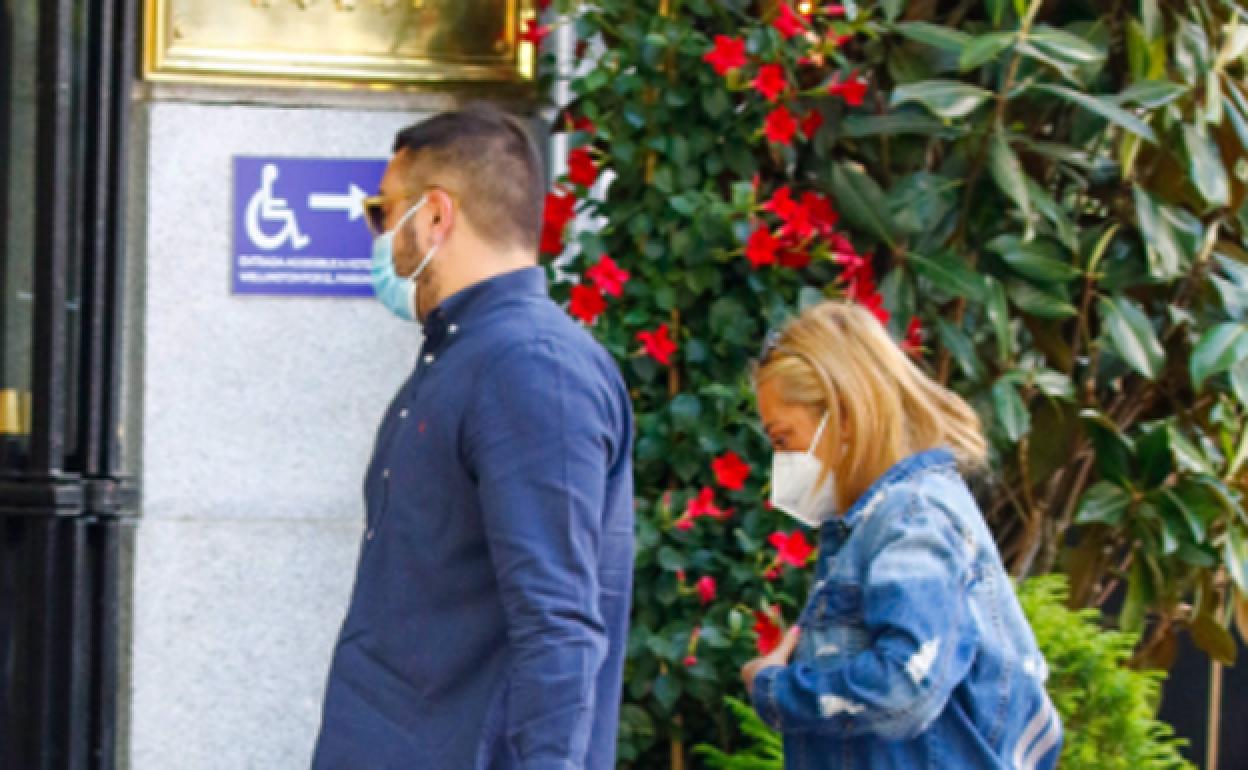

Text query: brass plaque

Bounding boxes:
[144,0,537,88]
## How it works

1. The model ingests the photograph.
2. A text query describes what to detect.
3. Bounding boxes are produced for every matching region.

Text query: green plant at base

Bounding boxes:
[694,575,1196,770]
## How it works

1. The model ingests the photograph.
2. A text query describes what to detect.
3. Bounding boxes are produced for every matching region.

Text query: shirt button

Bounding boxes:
[383,468,391,479]
[366,529,375,540]
[424,353,435,365]
[399,408,409,419]
[448,323,459,334]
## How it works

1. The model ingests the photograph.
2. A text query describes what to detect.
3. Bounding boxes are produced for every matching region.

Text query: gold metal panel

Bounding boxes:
[144,0,537,89]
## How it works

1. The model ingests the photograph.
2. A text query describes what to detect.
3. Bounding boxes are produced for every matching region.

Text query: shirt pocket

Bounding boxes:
[801,578,870,663]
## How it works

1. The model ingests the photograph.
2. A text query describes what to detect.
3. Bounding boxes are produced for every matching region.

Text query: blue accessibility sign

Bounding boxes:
[232,156,388,297]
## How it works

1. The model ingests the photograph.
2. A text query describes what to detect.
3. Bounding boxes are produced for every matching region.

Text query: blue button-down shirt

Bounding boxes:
[312,267,635,770]
[752,449,1062,770]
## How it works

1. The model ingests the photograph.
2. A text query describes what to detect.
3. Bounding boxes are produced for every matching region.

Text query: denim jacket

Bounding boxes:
[751,448,1061,770]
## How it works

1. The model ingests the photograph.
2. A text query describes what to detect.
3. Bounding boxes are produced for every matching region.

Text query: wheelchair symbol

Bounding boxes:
[245,163,310,251]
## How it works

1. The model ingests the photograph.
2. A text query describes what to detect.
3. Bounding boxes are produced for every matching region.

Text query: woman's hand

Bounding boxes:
[741,626,800,695]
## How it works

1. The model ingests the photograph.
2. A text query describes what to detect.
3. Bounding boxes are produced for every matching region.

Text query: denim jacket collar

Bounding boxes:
[825,447,957,535]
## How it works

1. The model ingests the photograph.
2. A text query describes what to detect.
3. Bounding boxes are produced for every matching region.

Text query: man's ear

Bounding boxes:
[426,188,456,240]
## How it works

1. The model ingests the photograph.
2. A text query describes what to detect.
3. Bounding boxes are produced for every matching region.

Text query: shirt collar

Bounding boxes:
[827,447,957,532]
[424,265,547,335]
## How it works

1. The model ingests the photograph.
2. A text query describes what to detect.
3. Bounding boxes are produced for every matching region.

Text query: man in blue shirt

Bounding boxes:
[311,105,635,770]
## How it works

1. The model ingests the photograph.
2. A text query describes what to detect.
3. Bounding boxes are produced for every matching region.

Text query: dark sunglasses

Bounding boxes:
[362,195,401,237]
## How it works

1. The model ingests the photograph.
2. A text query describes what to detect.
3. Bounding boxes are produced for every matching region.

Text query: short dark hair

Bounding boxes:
[392,103,544,253]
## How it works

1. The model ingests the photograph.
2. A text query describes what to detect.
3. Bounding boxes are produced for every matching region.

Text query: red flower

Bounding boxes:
[674,516,695,531]
[903,316,923,354]
[567,115,596,134]
[544,189,577,229]
[745,226,781,268]
[753,610,784,654]
[827,71,868,106]
[683,655,699,667]
[823,4,847,16]
[703,35,748,76]
[801,109,824,139]
[779,247,811,269]
[569,284,606,324]
[769,530,815,567]
[686,486,730,521]
[567,147,599,187]
[519,18,550,46]
[638,323,678,365]
[800,191,840,236]
[763,566,782,581]
[752,64,789,102]
[773,3,808,39]
[762,186,799,221]
[712,451,751,491]
[586,254,630,297]
[540,189,577,256]
[846,273,890,325]
[696,576,717,605]
[540,221,565,256]
[764,105,799,145]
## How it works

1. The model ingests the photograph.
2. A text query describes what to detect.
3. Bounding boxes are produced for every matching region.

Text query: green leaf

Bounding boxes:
[1163,486,1210,543]
[1030,83,1158,142]
[1191,322,1248,390]
[988,131,1033,224]
[1120,558,1151,633]
[891,80,994,120]
[1027,24,1107,67]
[985,278,1014,361]
[882,0,905,22]
[842,113,963,139]
[1168,424,1216,476]
[991,378,1030,441]
[1115,80,1190,109]
[1191,607,1238,666]
[1183,124,1231,208]
[1007,281,1078,318]
[1099,296,1165,380]
[658,545,687,572]
[895,22,971,52]
[1076,480,1132,525]
[937,318,986,382]
[653,673,681,711]
[1082,409,1134,483]
[988,236,1079,283]
[826,162,897,248]
[1231,358,1248,406]
[1140,0,1161,39]
[961,31,1016,71]
[910,251,987,301]
[1132,186,1186,280]
[1228,526,1248,594]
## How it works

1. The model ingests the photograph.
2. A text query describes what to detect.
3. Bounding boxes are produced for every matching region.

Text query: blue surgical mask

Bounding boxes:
[370,196,439,322]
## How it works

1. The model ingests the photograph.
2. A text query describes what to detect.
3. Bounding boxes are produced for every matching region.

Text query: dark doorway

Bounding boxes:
[1,1,139,768]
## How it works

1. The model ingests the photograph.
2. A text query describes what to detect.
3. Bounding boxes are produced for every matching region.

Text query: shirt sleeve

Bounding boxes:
[465,337,618,770]
[751,492,978,740]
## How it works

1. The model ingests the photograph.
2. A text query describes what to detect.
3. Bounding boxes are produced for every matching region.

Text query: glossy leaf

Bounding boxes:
[988,131,1033,224]
[1099,296,1165,380]
[1191,322,1248,390]
[1076,481,1132,525]
[891,80,994,120]
[1183,124,1230,208]
[1031,83,1158,142]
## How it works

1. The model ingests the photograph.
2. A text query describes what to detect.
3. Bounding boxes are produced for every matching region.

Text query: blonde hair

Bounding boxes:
[755,301,987,510]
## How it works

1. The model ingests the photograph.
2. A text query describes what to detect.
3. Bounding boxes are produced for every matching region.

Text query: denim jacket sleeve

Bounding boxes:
[752,489,977,740]
[465,338,617,769]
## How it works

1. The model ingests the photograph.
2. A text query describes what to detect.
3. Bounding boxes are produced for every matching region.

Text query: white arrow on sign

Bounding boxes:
[308,183,368,221]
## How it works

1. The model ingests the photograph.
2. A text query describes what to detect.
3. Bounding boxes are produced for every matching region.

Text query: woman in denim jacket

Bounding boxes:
[742,301,1061,770]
